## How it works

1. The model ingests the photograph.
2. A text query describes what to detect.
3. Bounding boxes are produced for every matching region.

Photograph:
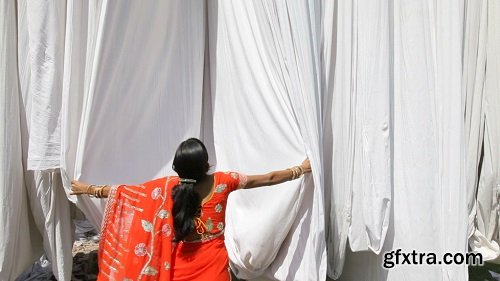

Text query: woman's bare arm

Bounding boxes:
[70,158,312,193]
[70,180,112,198]
[244,158,311,189]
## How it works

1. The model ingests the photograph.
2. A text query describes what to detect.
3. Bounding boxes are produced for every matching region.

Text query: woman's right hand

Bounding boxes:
[300,158,311,174]
[70,180,91,195]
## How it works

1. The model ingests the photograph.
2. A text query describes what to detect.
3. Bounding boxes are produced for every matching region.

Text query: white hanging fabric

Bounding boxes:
[3,0,498,280]
[61,0,206,227]
[345,0,391,256]
[469,0,500,263]
[17,1,75,280]
[5,1,207,280]
[322,0,392,278]
[463,0,487,241]
[60,0,109,227]
[59,0,95,203]
[340,0,467,280]
[23,171,74,281]
[0,1,43,279]
[321,0,355,277]
[25,0,66,171]
[207,1,326,280]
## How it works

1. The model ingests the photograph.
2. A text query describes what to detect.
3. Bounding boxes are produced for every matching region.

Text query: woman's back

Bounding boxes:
[183,171,245,242]
[97,172,244,281]
[171,171,245,281]
[71,138,310,281]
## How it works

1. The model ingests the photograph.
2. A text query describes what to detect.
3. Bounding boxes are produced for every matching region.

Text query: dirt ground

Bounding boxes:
[71,241,99,281]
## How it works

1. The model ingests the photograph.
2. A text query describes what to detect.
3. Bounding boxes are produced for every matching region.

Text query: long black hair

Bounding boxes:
[171,138,209,242]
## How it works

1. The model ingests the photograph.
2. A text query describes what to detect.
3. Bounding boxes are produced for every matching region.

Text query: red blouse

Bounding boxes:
[98,171,246,281]
[194,171,246,238]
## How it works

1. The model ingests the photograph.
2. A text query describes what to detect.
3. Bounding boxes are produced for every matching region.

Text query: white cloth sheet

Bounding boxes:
[468,0,500,263]
[1,1,498,280]
[340,1,467,281]
[207,1,327,280]
[25,0,66,171]
[463,0,487,240]
[322,0,392,278]
[17,1,76,280]
[0,1,43,280]
[464,0,500,264]
[345,0,391,257]
[62,0,206,227]
[23,171,73,281]
[321,0,355,277]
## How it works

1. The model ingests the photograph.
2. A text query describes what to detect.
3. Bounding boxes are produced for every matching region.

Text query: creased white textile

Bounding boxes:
[340,1,467,280]
[0,1,43,279]
[18,1,75,279]
[463,0,487,241]
[208,1,326,280]
[23,171,74,281]
[345,0,391,256]
[25,0,66,171]
[3,1,498,281]
[322,0,392,278]
[469,0,500,263]
[464,0,500,264]
[321,0,354,277]
[63,0,206,227]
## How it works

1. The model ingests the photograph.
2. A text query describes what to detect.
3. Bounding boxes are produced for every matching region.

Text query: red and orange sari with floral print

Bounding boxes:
[98,171,245,281]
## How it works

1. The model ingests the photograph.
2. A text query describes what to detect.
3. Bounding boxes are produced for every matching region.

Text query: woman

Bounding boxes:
[71,138,311,281]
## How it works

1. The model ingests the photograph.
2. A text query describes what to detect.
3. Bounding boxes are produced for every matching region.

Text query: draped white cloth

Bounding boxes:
[16,1,77,280]
[339,1,468,281]
[467,0,500,263]
[463,0,487,243]
[1,1,498,281]
[0,2,43,280]
[61,0,206,228]
[207,1,326,280]
[344,0,391,257]
[25,0,66,171]
[25,171,74,281]
[322,0,392,278]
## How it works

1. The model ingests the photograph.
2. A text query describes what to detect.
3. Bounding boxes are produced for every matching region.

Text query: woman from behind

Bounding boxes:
[71,138,311,281]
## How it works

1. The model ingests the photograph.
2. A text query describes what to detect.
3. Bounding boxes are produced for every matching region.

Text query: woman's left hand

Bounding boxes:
[70,180,91,195]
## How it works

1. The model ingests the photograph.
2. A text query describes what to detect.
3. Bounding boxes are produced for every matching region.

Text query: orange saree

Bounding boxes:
[98,172,245,281]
